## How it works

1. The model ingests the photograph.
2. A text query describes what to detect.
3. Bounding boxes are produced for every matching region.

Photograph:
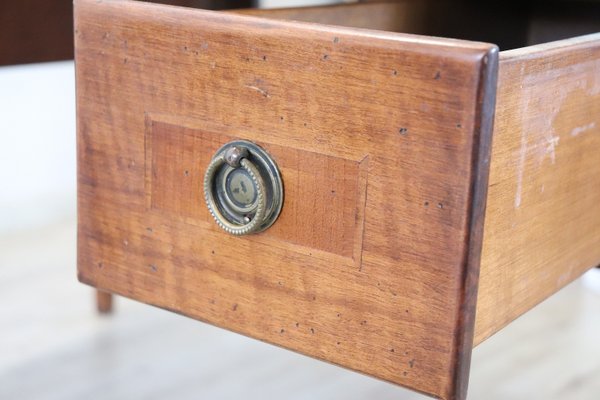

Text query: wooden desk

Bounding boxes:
[75,1,600,399]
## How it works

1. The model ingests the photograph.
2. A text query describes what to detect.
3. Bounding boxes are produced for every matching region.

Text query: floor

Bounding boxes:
[1,219,599,400]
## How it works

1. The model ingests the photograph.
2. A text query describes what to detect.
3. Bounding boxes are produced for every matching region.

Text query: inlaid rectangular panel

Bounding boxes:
[147,118,368,262]
[75,1,498,399]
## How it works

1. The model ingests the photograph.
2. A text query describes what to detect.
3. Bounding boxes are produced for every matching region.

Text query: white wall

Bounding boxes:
[0,61,76,234]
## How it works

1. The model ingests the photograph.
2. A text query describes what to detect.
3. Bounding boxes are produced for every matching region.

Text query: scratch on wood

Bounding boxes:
[514,127,527,209]
[245,84,270,98]
[544,136,560,164]
[512,63,594,209]
[515,119,559,209]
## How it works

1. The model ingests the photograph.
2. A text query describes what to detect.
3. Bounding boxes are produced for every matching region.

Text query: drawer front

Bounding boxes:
[75,1,497,399]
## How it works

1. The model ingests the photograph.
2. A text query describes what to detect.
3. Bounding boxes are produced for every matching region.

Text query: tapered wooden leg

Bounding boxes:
[96,290,113,314]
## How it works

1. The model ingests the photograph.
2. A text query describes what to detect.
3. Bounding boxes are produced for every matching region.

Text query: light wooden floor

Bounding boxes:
[1,219,599,400]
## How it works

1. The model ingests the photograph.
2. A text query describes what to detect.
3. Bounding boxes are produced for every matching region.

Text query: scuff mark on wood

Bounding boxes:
[245,84,270,98]
[570,121,596,136]
[514,125,527,209]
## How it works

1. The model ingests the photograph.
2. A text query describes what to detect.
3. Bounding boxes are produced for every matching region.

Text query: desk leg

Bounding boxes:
[96,290,113,314]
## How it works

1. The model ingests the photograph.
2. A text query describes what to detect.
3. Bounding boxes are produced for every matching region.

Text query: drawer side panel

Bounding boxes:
[477,34,600,345]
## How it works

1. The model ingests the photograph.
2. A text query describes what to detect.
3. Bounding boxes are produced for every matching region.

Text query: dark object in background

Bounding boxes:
[0,0,255,66]
[528,1,600,45]
[391,0,600,49]
[2,0,600,66]
[0,1,73,66]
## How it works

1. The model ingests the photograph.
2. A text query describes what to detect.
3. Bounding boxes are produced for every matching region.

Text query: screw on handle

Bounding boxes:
[204,150,267,236]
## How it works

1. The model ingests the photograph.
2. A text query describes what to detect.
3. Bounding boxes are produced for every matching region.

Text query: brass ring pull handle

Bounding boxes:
[203,140,283,236]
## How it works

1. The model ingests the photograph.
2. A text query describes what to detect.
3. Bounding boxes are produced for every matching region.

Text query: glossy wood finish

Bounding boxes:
[74,1,498,399]
[475,34,600,345]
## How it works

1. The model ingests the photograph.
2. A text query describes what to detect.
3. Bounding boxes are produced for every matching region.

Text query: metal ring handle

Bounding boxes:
[204,155,267,236]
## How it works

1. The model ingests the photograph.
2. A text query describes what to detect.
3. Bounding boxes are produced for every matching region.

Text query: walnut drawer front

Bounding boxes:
[75,1,600,400]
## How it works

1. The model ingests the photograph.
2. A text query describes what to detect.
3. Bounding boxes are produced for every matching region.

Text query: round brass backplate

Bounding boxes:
[204,140,283,235]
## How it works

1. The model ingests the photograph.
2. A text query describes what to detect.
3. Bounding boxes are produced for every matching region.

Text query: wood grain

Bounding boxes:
[75,1,497,399]
[234,0,600,348]
[475,34,600,345]
[147,119,368,261]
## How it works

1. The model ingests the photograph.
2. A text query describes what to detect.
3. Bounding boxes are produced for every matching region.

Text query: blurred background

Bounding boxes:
[1,1,600,399]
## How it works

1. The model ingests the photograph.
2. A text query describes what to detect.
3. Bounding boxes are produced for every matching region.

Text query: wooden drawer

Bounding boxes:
[75,1,600,399]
